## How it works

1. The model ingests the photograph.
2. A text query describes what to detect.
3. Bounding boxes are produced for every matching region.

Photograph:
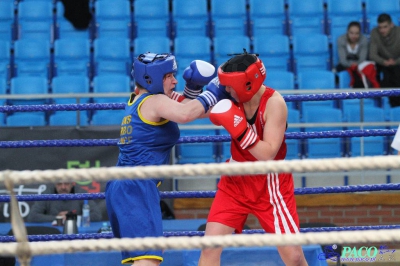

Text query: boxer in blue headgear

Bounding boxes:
[105,52,230,265]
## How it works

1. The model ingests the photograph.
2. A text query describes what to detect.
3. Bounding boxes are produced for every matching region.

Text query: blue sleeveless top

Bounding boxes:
[117,92,180,167]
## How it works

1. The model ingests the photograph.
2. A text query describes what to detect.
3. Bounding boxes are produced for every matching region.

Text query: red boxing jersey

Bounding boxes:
[211,87,299,234]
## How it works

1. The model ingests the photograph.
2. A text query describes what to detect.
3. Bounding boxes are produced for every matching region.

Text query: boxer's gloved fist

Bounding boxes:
[170,91,185,102]
[210,99,259,150]
[196,77,231,112]
[183,60,216,99]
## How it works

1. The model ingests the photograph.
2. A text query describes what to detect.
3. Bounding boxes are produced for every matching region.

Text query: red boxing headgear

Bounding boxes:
[218,53,266,102]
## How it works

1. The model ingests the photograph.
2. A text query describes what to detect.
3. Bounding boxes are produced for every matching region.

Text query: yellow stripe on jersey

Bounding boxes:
[137,95,169,126]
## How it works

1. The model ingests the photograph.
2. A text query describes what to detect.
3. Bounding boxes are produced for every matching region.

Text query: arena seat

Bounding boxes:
[0,1,15,41]
[6,112,47,127]
[9,76,49,106]
[350,136,387,157]
[297,70,336,109]
[51,75,90,104]
[172,0,209,37]
[14,39,51,78]
[176,119,218,164]
[0,79,6,125]
[90,110,125,126]
[133,36,171,57]
[213,35,250,67]
[302,107,343,158]
[93,37,131,76]
[93,74,130,95]
[54,38,91,77]
[253,34,291,72]
[17,1,53,42]
[94,0,131,38]
[91,74,130,125]
[174,35,212,74]
[265,70,295,90]
[0,40,10,81]
[342,105,385,130]
[292,34,330,73]
[286,107,302,160]
[210,0,247,37]
[249,0,286,36]
[133,0,170,38]
[337,70,351,89]
[287,0,325,35]
[49,111,85,126]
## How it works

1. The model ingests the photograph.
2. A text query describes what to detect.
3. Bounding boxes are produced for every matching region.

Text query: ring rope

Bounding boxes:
[1,89,400,113]
[0,129,396,149]
[1,229,400,257]
[2,182,400,202]
[1,225,400,243]
[1,155,400,185]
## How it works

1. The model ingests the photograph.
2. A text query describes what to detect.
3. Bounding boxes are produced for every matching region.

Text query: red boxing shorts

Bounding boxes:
[207,172,300,234]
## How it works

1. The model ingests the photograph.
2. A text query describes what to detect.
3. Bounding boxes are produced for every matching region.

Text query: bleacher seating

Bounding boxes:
[90,74,130,125]
[9,76,49,106]
[213,35,250,67]
[174,36,212,74]
[94,0,131,39]
[292,34,330,73]
[0,40,10,81]
[297,70,336,109]
[253,34,290,72]
[6,112,47,127]
[265,70,295,90]
[286,107,302,159]
[133,0,170,38]
[17,1,53,42]
[93,37,131,76]
[249,0,286,36]
[0,1,15,41]
[50,75,91,126]
[210,0,247,37]
[51,75,90,104]
[302,107,343,158]
[133,36,171,57]
[54,38,91,77]
[172,0,209,37]
[287,0,325,35]
[176,119,217,164]
[14,39,51,78]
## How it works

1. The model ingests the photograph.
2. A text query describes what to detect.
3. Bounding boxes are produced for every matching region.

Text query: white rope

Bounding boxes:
[1,155,400,185]
[1,229,400,257]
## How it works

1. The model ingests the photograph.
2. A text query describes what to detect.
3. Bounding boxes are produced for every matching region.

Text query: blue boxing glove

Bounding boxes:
[196,77,232,113]
[182,60,216,99]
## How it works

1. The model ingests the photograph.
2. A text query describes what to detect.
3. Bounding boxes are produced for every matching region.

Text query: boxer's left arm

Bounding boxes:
[250,93,288,161]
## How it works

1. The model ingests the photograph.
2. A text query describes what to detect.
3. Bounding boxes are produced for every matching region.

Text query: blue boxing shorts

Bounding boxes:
[105,179,163,264]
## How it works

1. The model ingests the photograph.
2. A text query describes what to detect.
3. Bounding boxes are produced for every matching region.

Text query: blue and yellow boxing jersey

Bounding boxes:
[117,92,180,168]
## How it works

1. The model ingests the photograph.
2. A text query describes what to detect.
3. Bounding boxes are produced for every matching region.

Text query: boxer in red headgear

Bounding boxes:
[199,50,309,266]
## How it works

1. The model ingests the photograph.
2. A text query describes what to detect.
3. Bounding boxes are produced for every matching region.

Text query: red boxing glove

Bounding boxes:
[170,91,185,102]
[210,99,259,150]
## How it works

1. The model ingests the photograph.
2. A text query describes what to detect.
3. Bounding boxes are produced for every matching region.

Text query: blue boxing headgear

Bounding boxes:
[132,52,178,94]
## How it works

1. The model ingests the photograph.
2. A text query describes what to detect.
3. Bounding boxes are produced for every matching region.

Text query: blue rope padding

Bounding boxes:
[0,129,396,149]
[0,103,126,113]
[1,183,399,202]
[2,90,400,113]
[0,225,399,242]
